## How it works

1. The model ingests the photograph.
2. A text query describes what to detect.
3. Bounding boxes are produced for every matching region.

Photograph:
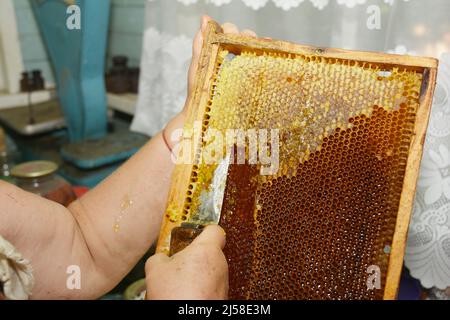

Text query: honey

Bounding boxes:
[156,22,437,300]
[204,51,421,300]
[221,105,412,299]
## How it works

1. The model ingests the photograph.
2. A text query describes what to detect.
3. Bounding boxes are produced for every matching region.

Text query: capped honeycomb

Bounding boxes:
[156,22,437,300]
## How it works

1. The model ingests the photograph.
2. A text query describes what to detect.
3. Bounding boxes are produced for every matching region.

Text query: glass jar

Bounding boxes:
[11,160,77,207]
[105,55,130,94]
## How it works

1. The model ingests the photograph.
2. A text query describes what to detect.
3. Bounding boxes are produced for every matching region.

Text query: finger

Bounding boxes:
[145,252,170,271]
[221,22,239,35]
[241,29,257,38]
[192,29,203,62]
[192,225,226,250]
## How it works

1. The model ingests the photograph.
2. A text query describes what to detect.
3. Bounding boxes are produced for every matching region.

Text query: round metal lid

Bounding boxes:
[11,160,58,178]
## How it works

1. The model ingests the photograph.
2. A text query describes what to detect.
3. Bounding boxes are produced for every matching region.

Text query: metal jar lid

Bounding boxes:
[11,160,58,179]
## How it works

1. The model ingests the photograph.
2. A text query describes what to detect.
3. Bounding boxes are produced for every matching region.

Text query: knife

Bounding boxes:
[169,153,231,256]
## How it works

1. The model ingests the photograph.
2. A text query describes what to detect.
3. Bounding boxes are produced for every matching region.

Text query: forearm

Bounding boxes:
[0,112,185,299]
[68,132,176,288]
[66,110,186,290]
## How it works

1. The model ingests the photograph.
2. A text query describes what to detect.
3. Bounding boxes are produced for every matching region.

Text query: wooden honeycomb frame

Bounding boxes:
[156,21,438,300]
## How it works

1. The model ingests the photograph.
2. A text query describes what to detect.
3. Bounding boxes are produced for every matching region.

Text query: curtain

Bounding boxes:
[131,0,450,290]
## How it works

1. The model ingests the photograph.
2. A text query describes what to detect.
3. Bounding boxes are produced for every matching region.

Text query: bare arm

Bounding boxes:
[0,18,256,300]
[0,129,178,299]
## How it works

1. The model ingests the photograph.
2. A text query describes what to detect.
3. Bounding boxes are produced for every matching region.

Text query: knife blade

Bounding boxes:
[169,154,231,256]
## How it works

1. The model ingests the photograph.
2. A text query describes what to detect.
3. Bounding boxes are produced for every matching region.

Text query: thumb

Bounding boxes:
[192,15,212,58]
[200,14,212,33]
[191,225,226,250]
[145,252,169,271]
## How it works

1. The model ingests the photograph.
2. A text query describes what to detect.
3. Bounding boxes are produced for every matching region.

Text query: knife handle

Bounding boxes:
[169,223,205,256]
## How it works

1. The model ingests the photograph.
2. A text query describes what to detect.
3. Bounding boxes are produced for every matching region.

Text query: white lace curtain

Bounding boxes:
[131,0,450,290]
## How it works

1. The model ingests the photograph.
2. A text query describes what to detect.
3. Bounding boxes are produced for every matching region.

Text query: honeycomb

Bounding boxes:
[157,26,437,300]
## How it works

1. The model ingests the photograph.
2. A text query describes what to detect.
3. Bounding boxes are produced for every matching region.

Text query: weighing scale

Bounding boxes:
[0,0,148,187]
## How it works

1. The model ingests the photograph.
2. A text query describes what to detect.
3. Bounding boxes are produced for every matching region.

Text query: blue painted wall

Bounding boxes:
[13,0,146,86]
[107,0,145,68]
[14,0,55,85]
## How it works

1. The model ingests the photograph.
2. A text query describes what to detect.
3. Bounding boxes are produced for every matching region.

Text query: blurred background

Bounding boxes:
[0,0,449,300]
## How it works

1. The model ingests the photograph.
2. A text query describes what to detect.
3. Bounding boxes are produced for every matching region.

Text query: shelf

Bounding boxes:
[107,92,137,115]
[0,89,56,110]
[0,90,137,117]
